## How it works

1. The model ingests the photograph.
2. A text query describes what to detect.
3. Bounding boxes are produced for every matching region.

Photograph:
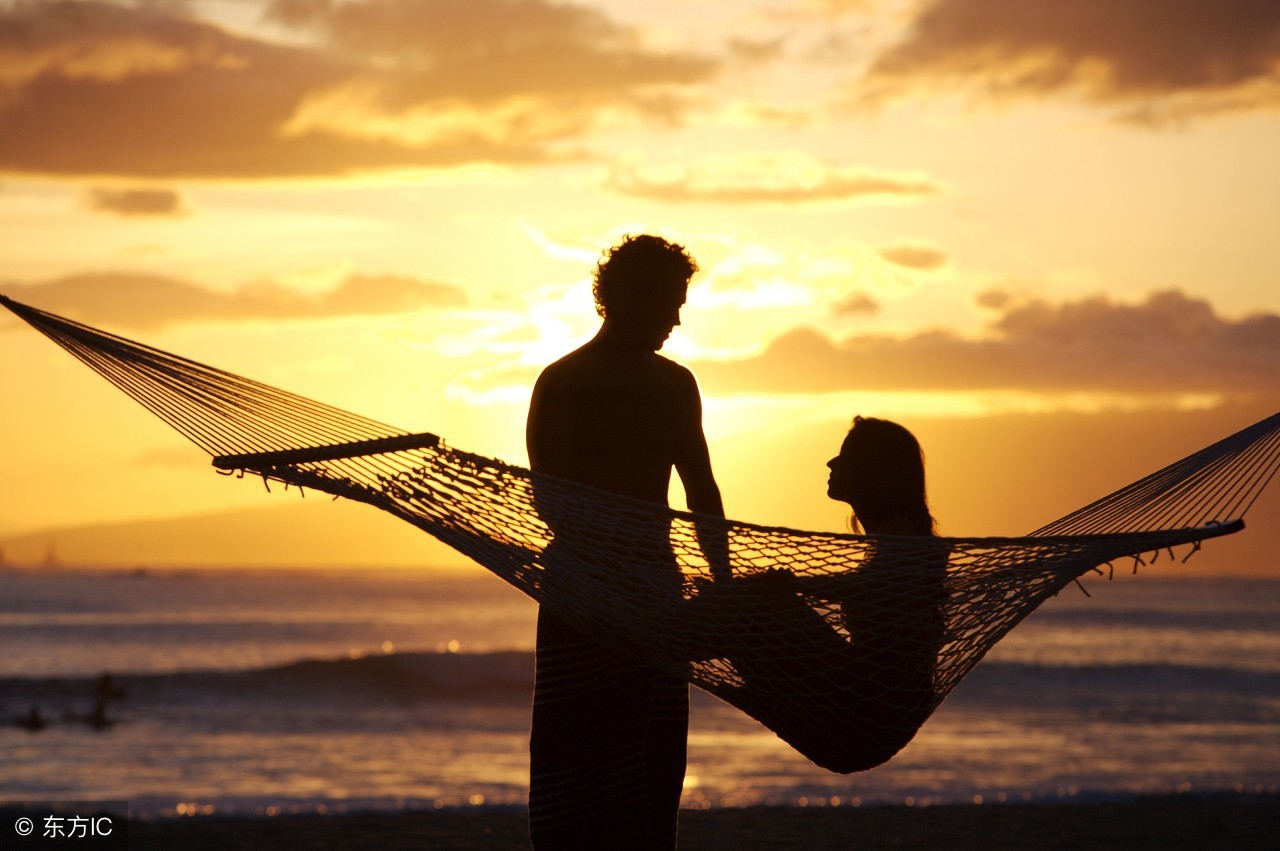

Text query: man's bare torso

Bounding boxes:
[527,340,699,505]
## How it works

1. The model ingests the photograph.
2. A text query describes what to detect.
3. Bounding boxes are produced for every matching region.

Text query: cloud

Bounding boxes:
[831,291,879,316]
[876,240,947,270]
[266,0,715,144]
[1,271,466,328]
[0,0,415,177]
[692,290,1280,396]
[727,36,789,65]
[86,186,185,217]
[0,0,716,178]
[857,0,1280,122]
[605,151,943,204]
[975,288,1012,310]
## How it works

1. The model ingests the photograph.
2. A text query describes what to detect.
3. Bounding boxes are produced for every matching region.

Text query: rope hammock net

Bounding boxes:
[4,294,1278,773]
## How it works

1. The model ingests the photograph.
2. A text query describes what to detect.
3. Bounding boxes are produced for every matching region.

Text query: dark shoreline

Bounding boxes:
[110,792,1279,850]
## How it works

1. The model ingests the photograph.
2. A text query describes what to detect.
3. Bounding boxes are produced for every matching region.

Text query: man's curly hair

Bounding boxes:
[592,234,698,319]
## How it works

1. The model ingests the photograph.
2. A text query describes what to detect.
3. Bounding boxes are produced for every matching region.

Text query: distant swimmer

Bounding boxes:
[95,673,126,702]
[15,705,46,732]
[84,700,114,730]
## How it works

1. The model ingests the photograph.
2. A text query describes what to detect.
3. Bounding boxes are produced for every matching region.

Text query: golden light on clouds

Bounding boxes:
[605,152,942,205]
[0,0,1277,572]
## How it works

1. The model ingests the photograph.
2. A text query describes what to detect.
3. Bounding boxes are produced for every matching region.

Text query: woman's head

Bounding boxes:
[826,416,935,535]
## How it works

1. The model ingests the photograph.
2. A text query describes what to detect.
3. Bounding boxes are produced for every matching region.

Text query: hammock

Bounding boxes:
[4,294,1278,773]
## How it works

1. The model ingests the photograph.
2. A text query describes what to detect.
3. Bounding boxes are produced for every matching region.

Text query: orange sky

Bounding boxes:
[1,0,1278,573]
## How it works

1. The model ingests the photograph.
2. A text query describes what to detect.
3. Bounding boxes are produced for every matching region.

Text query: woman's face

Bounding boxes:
[826,431,859,504]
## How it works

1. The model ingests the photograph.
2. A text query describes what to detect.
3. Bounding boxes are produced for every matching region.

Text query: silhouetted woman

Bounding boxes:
[820,416,947,767]
[695,416,947,772]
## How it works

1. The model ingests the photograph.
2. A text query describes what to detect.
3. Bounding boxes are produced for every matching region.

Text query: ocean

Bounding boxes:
[1,567,1277,819]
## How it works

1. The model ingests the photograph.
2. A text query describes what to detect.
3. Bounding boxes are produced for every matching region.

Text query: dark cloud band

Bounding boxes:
[858,0,1280,121]
[0,0,716,178]
[694,290,1280,396]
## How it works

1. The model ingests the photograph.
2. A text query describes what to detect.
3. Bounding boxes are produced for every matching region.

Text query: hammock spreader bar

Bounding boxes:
[212,432,441,471]
[4,293,1278,774]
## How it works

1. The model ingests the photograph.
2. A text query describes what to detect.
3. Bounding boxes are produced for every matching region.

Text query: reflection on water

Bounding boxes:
[0,569,1277,817]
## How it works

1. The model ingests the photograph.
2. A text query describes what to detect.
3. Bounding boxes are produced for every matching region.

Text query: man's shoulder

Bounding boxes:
[651,354,696,385]
[534,347,590,385]
[536,347,694,382]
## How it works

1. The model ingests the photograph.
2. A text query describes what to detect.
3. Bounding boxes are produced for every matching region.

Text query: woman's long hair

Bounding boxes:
[842,416,936,536]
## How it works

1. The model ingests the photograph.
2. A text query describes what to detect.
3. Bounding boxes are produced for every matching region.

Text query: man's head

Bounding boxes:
[592,235,698,350]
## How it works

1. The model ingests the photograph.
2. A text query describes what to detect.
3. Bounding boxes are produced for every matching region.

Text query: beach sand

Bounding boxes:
[123,793,1277,850]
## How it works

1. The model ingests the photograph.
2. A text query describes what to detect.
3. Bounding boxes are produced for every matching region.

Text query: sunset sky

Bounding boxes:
[1,0,1278,572]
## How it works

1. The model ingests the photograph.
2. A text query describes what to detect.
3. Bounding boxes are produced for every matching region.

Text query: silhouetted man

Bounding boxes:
[526,234,724,849]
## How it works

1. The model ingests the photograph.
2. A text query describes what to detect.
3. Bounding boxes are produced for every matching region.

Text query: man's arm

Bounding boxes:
[526,369,568,532]
[672,368,730,579]
[526,371,551,472]
[677,427,724,517]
